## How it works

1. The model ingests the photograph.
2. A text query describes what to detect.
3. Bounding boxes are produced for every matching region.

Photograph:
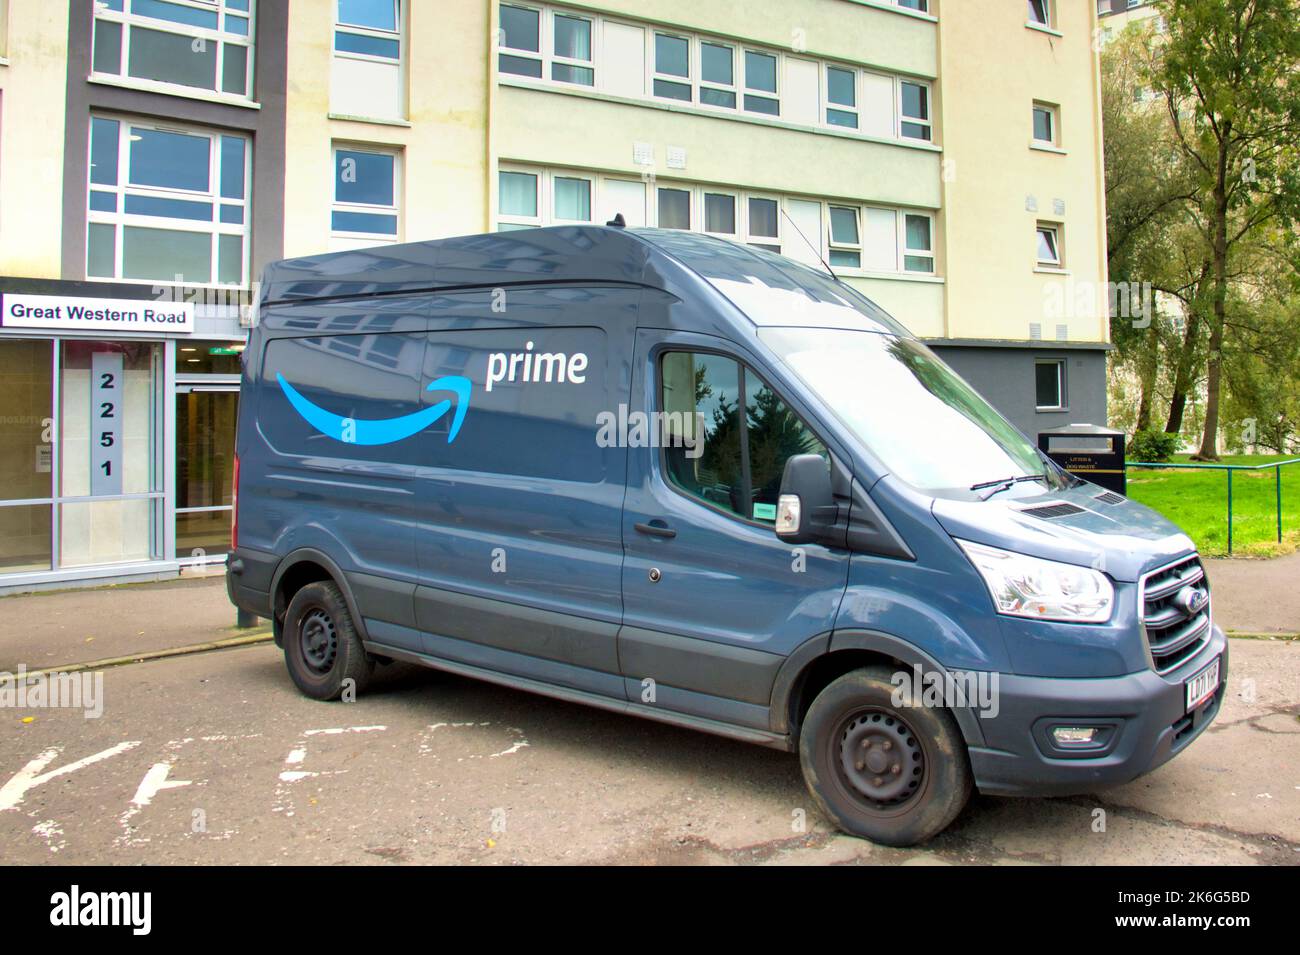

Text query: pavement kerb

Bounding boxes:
[0,629,274,684]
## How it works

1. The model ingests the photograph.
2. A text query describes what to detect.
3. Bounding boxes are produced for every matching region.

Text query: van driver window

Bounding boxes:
[661,351,745,518]
[660,351,827,524]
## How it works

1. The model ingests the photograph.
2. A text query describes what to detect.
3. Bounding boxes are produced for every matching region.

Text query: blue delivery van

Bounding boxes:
[227,225,1226,846]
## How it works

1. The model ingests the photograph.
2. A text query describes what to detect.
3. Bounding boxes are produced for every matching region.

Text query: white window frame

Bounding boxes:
[698,39,738,112]
[493,165,943,280]
[899,79,931,141]
[1032,101,1059,146]
[650,29,694,103]
[90,0,256,102]
[1035,359,1066,412]
[330,144,402,245]
[827,205,863,269]
[498,2,544,77]
[497,167,542,229]
[655,185,694,231]
[550,171,594,222]
[1027,0,1053,28]
[896,0,929,12]
[1036,222,1063,268]
[741,47,780,116]
[334,0,403,65]
[744,194,783,252]
[496,5,934,147]
[547,9,595,87]
[825,63,860,130]
[86,114,252,288]
[901,212,935,274]
[702,190,739,238]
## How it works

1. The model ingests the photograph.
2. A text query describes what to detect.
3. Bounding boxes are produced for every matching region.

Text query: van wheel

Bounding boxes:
[798,666,971,847]
[282,581,373,701]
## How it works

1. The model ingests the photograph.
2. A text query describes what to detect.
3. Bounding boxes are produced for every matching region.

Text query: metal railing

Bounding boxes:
[1126,458,1300,554]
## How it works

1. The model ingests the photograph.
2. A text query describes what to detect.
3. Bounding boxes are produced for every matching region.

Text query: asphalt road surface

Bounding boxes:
[2,639,1297,865]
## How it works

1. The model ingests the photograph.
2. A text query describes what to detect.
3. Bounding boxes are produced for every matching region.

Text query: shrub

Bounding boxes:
[1129,429,1179,463]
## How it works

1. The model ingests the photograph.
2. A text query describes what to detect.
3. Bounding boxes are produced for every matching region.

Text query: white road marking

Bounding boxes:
[0,742,141,812]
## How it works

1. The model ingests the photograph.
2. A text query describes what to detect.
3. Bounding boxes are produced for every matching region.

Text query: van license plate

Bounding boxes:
[1185,656,1220,712]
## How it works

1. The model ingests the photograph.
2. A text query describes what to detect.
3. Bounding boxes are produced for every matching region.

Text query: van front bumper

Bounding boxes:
[968,625,1228,797]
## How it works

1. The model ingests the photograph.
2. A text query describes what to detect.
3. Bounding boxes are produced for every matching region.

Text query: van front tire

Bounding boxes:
[283,581,373,701]
[798,666,972,847]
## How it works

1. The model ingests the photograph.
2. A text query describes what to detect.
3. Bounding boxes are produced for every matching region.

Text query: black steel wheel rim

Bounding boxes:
[833,707,926,810]
[300,607,338,674]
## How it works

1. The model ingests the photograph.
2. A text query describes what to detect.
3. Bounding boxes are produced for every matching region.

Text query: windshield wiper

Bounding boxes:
[969,473,1050,500]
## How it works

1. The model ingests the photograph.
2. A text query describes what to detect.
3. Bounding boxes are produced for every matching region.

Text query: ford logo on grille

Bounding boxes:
[1174,586,1209,615]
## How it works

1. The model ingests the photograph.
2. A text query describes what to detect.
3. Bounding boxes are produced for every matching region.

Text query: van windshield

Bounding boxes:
[759,327,1062,496]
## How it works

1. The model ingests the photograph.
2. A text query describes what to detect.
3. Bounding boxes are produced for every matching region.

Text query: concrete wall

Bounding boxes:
[931,342,1109,440]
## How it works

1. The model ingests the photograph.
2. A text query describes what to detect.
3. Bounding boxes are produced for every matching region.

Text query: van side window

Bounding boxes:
[660,351,828,524]
[661,351,746,518]
[746,373,828,522]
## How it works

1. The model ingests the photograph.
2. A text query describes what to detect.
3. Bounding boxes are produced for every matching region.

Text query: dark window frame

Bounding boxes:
[1034,358,1067,411]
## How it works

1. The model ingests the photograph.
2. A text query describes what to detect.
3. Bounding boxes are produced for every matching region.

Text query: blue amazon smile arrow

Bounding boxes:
[277,373,471,445]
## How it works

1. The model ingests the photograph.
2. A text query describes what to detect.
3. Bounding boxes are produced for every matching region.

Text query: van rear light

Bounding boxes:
[231,453,240,550]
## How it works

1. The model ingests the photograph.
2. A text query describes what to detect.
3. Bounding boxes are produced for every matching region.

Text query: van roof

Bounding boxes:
[258,225,909,336]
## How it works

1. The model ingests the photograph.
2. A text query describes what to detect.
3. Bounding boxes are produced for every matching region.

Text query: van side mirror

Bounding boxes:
[775,454,836,544]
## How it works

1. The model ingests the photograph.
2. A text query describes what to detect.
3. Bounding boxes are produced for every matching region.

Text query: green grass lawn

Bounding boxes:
[1125,454,1300,557]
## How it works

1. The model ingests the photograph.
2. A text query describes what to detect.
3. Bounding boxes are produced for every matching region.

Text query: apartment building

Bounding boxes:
[0,0,1110,590]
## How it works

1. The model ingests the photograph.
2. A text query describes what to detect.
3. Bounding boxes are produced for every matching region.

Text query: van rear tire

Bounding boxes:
[798,666,971,847]
[282,581,373,701]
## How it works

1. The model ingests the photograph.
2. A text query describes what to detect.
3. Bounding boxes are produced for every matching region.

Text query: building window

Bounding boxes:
[91,0,255,99]
[86,116,250,286]
[494,165,938,279]
[746,196,781,252]
[1032,102,1058,145]
[897,0,928,11]
[332,0,404,120]
[1027,0,1052,27]
[1035,360,1066,411]
[495,6,927,146]
[331,146,400,247]
[826,66,858,129]
[653,32,691,101]
[498,169,541,229]
[550,11,593,85]
[1036,222,1062,267]
[498,4,593,86]
[700,41,737,109]
[903,213,934,273]
[703,192,738,237]
[828,206,862,269]
[553,174,592,221]
[743,50,779,115]
[499,4,542,76]
[658,187,692,230]
[335,0,400,60]
[900,81,931,141]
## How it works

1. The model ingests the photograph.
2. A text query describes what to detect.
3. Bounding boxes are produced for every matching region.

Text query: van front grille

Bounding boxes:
[1140,555,1211,675]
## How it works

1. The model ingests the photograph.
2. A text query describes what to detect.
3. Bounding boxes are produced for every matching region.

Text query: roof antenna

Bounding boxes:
[780,207,838,281]
[606,213,626,228]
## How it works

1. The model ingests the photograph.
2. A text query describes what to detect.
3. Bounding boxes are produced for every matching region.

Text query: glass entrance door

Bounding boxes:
[175,385,238,559]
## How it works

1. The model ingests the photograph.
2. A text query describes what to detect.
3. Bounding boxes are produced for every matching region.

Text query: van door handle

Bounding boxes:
[634,521,677,539]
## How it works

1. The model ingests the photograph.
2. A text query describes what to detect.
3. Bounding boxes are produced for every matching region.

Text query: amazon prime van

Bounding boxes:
[227,225,1226,846]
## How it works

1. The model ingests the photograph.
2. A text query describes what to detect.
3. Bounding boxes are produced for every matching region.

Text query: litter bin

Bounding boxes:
[1037,423,1127,495]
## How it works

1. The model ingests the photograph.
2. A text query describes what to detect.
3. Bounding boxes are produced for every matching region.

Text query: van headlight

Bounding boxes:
[956,540,1114,623]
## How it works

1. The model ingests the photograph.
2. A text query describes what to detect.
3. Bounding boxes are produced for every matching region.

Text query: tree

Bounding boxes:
[1147,0,1300,459]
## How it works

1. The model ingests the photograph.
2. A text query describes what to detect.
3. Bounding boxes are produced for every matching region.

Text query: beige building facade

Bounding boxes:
[0,0,1111,589]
